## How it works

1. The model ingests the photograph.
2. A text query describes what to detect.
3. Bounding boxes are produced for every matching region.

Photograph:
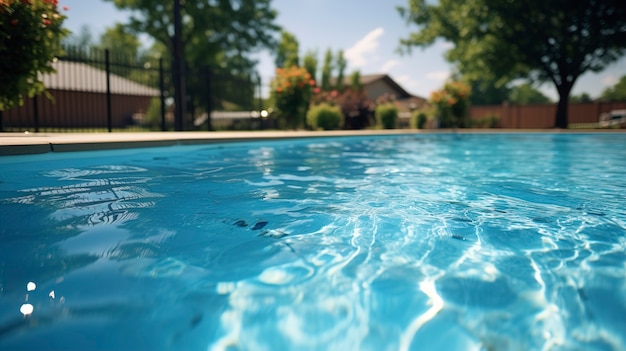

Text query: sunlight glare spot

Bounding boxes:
[20,304,34,317]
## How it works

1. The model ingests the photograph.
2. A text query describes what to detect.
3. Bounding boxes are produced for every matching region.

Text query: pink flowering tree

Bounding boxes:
[0,0,69,110]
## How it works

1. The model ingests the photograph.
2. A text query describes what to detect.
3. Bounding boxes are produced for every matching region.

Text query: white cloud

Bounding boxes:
[381,59,401,73]
[345,27,385,68]
[426,71,450,82]
[602,75,618,86]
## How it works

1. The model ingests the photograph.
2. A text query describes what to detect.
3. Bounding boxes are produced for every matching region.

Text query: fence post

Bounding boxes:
[105,49,112,132]
[159,58,166,131]
[0,111,3,132]
[33,95,39,133]
[173,0,186,131]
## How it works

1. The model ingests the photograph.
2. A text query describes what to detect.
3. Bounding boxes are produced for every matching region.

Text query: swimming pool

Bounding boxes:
[0,133,624,350]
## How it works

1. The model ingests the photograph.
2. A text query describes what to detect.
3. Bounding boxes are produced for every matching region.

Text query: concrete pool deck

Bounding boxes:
[1,129,624,156]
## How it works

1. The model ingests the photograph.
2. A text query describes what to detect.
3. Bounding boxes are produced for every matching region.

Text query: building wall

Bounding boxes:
[2,90,155,130]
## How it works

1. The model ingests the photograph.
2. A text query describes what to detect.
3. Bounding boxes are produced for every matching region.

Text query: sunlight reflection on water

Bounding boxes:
[0,134,625,351]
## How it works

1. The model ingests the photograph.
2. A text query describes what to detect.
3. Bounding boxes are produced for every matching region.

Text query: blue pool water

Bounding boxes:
[0,133,625,350]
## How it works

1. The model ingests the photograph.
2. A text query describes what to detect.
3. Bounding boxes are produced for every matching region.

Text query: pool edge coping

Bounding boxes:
[1,129,624,156]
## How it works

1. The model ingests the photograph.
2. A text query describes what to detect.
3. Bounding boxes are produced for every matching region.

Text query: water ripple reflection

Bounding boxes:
[0,135,625,351]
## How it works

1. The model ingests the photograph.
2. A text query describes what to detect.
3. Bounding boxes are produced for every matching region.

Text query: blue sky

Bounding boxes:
[61,0,624,100]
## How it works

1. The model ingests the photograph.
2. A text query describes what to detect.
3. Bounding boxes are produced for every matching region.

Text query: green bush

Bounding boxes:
[375,103,398,129]
[470,114,500,128]
[306,103,342,130]
[412,111,428,129]
[145,97,164,130]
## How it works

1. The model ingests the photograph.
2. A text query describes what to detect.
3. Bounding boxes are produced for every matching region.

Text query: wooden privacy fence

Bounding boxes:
[469,101,626,128]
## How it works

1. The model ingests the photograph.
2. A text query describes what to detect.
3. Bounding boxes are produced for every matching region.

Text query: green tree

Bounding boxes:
[467,78,511,105]
[63,24,95,49]
[570,92,593,103]
[508,83,552,104]
[399,0,626,128]
[321,49,333,91]
[1,0,69,110]
[335,50,347,92]
[106,0,280,129]
[98,23,142,63]
[350,70,363,91]
[275,30,299,68]
[302,50,318,84]
[106,0,279,73]
[599,75,626,101]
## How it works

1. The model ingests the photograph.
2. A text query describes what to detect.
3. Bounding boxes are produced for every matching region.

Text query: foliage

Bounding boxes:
[145,97,165,130]
[306,103,342,130]
[98,23,143,63]
[0,0,69,110]
[398,0,626,128]
[470,114,500,128]
[569,92,593,103]
[350,71,363,91]
[105,0,279,122]
[508,83,552,105]
[63,24,93,48]
[275,30,299,68]
[339,89,372,130]
[375,103,398,129]
[430,81,471,127]
[412,110,428,129]
[599,75,626,101]
[271,65,315,129]
[320,49,333,91]
[309,88,373,130]
[106,0,279,72]
[302,50,318,83]
[335,50,347,92]
[467,77,511,105]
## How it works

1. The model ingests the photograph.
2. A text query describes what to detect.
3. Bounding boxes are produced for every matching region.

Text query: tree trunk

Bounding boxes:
[554,81,574,129]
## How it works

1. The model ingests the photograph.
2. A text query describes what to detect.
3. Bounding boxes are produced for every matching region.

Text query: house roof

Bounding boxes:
[39,60,160,97]
[334,73,424,100]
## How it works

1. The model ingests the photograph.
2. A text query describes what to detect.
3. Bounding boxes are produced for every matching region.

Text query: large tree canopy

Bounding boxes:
[105,0,280,75]
[399,0,626,128]
[508,83,553,105]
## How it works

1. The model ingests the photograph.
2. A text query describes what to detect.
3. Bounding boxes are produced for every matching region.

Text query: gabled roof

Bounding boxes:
[333,73,423,100]
[39,61,160,96]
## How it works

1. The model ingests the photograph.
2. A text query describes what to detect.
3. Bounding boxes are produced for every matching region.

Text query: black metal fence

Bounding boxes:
[0,46,264,132]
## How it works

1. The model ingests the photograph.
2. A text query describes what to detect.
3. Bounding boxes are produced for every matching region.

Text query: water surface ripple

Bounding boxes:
[0,134,625,351]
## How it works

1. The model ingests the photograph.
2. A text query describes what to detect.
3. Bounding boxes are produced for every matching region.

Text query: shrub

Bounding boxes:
[412,111,428,129]
[375,103,398,129]
[0,0,69,110]
[470,114,500,128]
[145,97,164,130]
[271,65,315,129]
[430,81,471,128]
[309,88,374,129]
[306,103,342,130]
